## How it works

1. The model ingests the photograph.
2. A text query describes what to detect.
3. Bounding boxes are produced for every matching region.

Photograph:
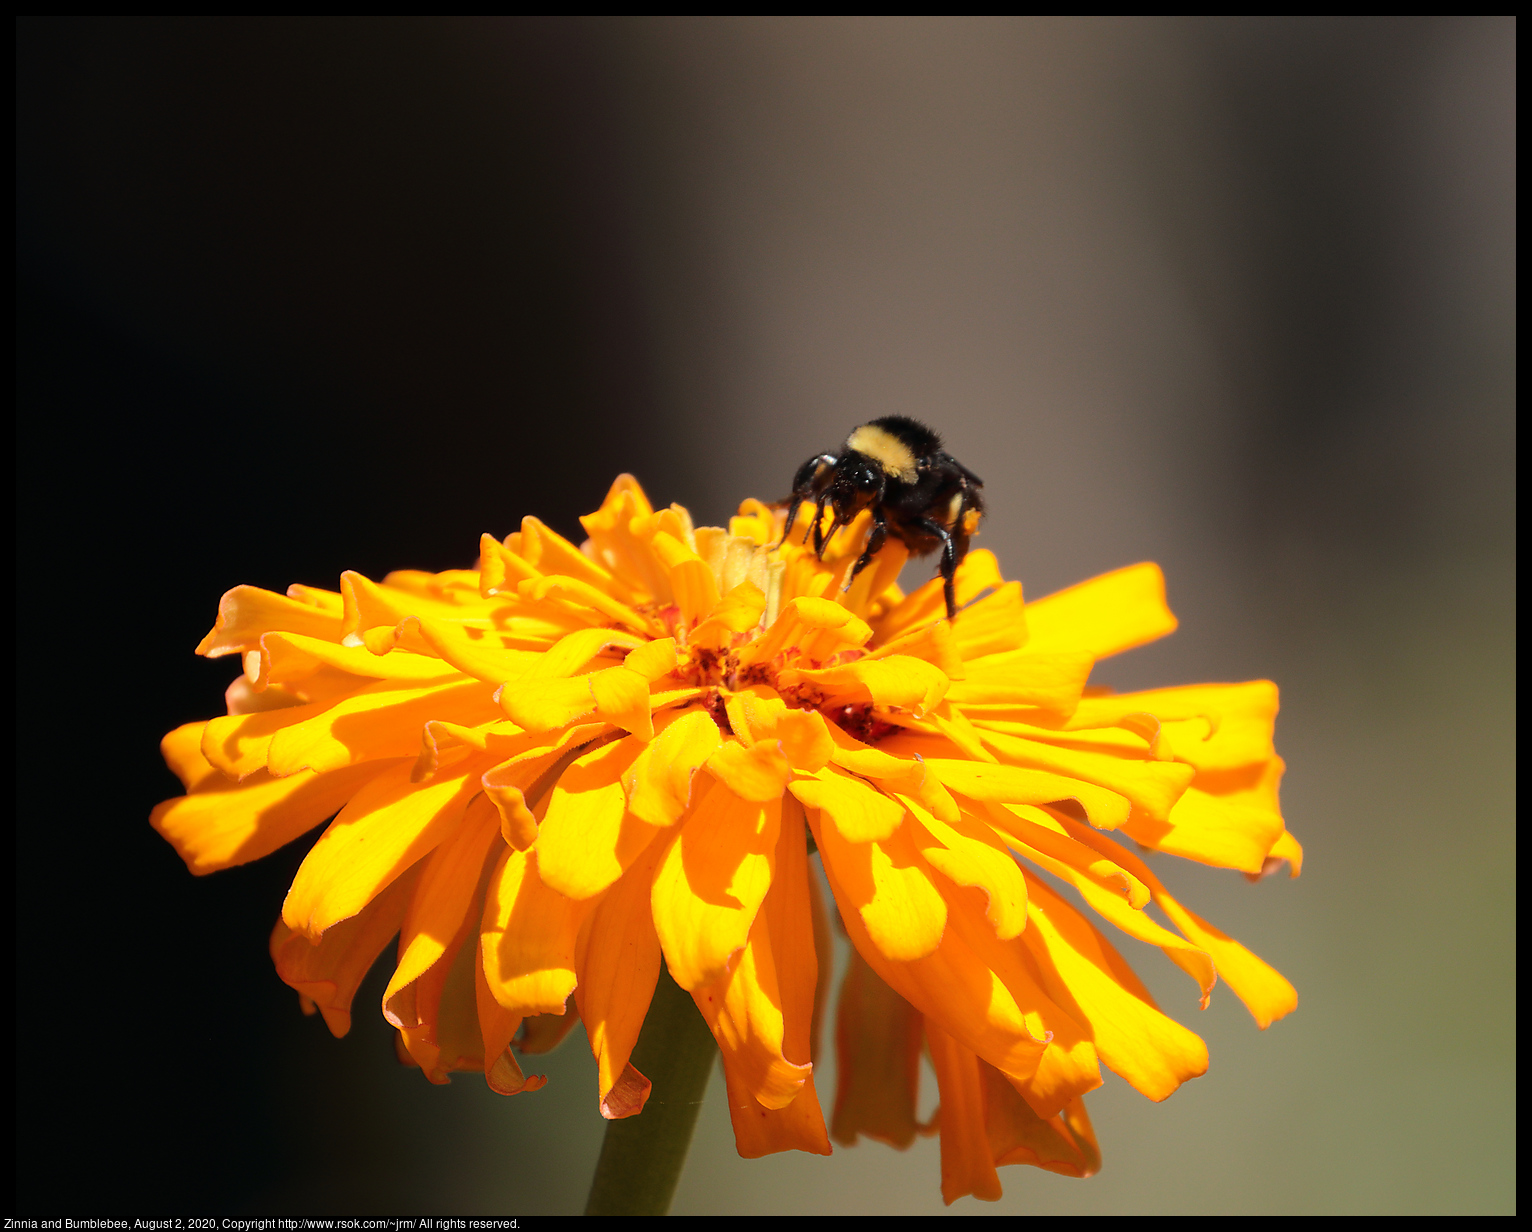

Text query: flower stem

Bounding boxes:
[583,963,717,1216]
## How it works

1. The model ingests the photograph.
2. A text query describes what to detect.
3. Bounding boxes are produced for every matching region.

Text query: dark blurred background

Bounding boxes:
[15,17,1513,1215]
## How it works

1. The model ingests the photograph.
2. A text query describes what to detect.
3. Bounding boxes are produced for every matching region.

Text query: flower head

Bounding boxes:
[153,474,1298,1204]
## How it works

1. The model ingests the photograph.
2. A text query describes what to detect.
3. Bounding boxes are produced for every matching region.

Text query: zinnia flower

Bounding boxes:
[153,474,1299,1205]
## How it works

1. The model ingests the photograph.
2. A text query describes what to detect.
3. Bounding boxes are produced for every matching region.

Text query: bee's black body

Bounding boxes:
[780,416,985,619]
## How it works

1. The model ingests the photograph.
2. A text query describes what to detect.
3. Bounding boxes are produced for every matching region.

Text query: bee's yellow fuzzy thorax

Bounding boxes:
[846,424,918,482]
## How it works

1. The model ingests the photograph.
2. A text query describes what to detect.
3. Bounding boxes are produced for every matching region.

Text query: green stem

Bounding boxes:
[584,963,718,1216]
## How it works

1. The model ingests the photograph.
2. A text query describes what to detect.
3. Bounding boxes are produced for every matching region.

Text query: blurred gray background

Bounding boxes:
[16,16,1513,1215]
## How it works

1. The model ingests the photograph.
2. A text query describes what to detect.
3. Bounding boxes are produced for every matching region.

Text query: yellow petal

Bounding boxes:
[1020,873,1209,1101]
[623,708,724,827]
[1023,562,1177,659]
[865,619,966,680]
[578,474,673,604]
[789,767,906,844]
[707,738,794,803]
[538,737,665,900]
[652,530,722,628]
[813,802,946,962]
[926,758,1132,830]
[481,846,589,1016]
[152,759,396,876]
[873,549,1005,644]
[692,582,768,651]
[978,727,1195,823]
[944,650,1094,714]
[282,756,489,940]
[651,781,781,990]
[508,514,627,595]
[985,802,1151,910]
[1126,759,1286,874]
[704,813,830,1155]
[588,665,656,741]
[907,802,1029,941]
[692,825,815,1113]
[739,596,872,669]
[1065,680,1279,773]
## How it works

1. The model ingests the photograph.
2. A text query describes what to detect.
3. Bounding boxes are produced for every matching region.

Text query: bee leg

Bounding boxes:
[778,492,804,548]
[813,493,834,558]
[843,509,888,591]
[911,518,958,619]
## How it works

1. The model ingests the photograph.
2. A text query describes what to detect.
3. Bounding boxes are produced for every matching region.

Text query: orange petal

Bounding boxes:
[385,793,504,1006]
[1020,873,1209,1101]
[480,847,590,1016]
[1023,562,1177,659]
[266,678,502,777]
[981,1073,1099,1178]
[282,756,490,940]
[1060,820,1298,1028]
[197,584,346,657]
[722,1065,833,1160]
[651,781,781,990]
[708,804,828,1159]
[251,630,459,691]
[925,1020,1003,1204]
[739,596,872,670]
[518,1003,582,1055]
[201,697,334,781]
[152,759,396,876]
[777,654,950,718]
[951,581,1028,659]
[830,944,924,1148]
[574,836,666,1114]
[270,860,424,1037]
[814,807,1100,1117]
[160,721,221,793]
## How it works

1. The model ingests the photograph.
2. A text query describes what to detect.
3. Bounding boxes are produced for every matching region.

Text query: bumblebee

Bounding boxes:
[780,416,985,619]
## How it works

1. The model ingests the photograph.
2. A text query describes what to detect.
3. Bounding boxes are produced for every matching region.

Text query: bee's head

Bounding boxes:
[830,455,883,519]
